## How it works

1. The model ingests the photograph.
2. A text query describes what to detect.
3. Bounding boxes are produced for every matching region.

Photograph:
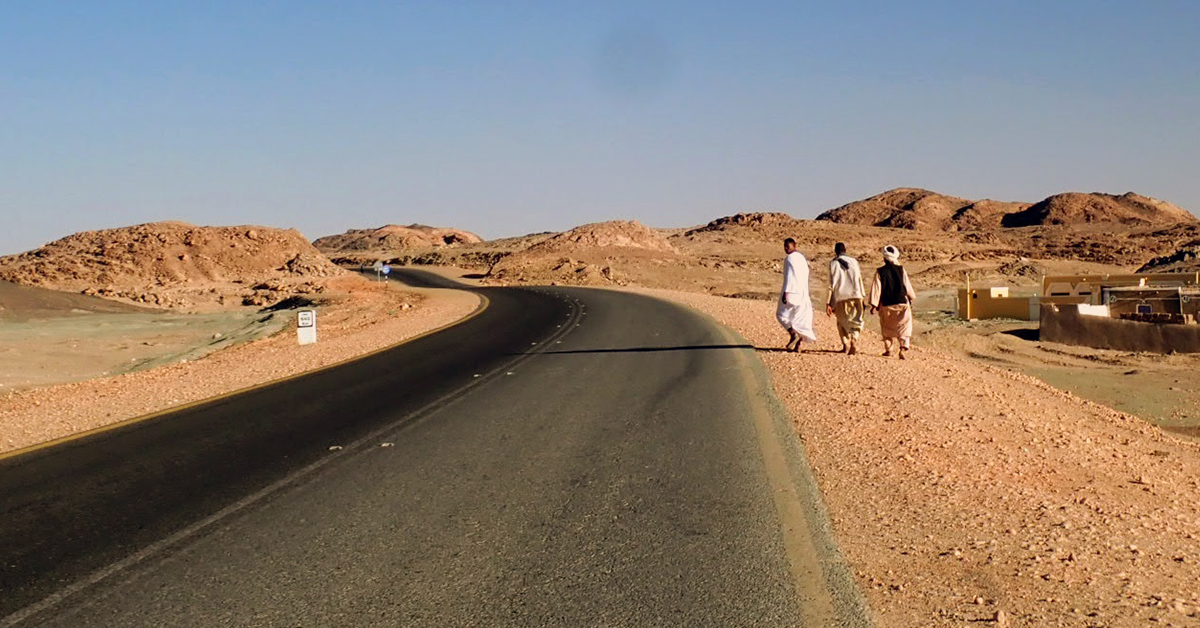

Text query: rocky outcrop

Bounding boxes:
[0,222,343,310]
[1002,192,1199,228]
[817,188,1196,231]
[522,220,676,254]
[312,224,483,253]
[816,188,1029,231]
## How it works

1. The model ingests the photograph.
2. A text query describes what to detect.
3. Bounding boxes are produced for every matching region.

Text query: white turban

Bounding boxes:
[882,245,900,264]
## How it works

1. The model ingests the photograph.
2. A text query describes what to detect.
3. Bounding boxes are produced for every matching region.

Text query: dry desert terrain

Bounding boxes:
[3,187,1200,626]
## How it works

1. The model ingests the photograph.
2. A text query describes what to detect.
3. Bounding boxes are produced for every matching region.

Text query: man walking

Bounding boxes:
[868,244,917,359]
[777,238,817,352]
[825,242,865,355]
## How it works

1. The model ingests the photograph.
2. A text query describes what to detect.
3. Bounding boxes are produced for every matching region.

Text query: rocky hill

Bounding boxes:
[817,188,1196,231]
[815,188,1030,231]
[1000,192,1198,227]
[313,224,483,253]
[521,220,676,255]
[0,222,344,310]
[1136,223,1200,273]
[683,212,799,236]
[945,199,1035,231]
[673,212,812,248]
[1137,245,1200,273]
[488,221,677,286]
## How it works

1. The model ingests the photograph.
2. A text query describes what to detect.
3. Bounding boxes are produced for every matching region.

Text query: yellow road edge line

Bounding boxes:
[567,288,869,624]
[727,334,840,627]
[0,291,490,463]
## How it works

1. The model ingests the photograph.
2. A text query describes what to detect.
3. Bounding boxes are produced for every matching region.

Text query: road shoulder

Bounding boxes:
[631,287,1200,628]
[0,284,481,456]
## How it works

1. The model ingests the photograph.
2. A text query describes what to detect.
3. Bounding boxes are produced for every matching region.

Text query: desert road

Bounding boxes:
[0,270,868,627]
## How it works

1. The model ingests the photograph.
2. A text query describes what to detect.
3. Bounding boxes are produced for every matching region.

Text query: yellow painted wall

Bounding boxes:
[957,289,1035,320]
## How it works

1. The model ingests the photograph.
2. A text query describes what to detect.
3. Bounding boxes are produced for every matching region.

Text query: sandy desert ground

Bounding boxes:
[3,188,1200,626]
[0,275,480,454]
[916,315,1200,442]
[0,281,295,392]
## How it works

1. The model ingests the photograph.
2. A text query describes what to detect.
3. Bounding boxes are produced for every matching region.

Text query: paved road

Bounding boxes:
[0,270,869,627]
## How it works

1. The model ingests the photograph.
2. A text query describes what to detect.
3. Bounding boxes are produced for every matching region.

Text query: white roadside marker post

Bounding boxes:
[297,309,317,345]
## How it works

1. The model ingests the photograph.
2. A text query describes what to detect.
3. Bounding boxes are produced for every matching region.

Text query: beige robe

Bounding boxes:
[868,265,916,347]
[828,256,865,341]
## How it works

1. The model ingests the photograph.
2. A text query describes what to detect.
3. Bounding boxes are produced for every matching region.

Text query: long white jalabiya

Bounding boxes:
[776,251,817,342]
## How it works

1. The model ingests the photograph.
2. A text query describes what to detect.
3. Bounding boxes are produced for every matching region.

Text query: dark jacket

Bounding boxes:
[875,263,909,307]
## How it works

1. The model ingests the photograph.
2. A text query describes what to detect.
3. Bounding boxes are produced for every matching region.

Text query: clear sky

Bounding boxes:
[3,1,1198,255]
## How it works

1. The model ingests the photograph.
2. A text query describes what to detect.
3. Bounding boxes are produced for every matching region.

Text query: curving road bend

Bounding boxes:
[0,269,869,627]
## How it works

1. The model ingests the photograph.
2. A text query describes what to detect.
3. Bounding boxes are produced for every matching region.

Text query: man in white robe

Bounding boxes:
[776,238,817,352]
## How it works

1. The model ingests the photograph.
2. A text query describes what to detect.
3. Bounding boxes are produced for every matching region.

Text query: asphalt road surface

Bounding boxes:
[0,270,869,627]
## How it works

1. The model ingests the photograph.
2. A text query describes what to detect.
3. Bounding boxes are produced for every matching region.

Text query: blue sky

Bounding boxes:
[2,1,1198,255]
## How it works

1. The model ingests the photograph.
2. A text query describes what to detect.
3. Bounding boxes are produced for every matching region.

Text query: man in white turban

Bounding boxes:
[777,238,817,352]
[868,244,917,359]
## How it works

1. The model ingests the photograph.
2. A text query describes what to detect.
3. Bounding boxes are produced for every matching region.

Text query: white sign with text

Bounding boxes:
[297,309,317,345]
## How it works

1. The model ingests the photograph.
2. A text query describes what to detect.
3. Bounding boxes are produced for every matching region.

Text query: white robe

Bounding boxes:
[776,251,817,341]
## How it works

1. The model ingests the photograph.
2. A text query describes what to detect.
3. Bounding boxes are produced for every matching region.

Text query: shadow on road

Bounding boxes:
[755,347,847,354]
[532,345,865,356]
[753,348,849,353]
[524,344,755,355]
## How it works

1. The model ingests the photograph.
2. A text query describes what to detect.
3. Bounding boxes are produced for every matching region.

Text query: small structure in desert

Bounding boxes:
[1104,285,1200,323]
[957,283,1040,321]
[1034,272,1200,353]
[957,272,1200,324]
[1040,272,1199,306]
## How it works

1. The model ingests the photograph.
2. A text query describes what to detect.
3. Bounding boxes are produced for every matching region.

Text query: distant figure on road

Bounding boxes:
[825,242,865,355]
[868,245,916,359]
[777,238,817,353]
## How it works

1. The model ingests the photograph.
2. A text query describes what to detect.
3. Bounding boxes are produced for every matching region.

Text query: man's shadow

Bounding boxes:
[755,347,847,354]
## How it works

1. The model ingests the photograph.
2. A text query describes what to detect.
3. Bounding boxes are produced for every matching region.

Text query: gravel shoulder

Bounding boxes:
[631,287,1200,628]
